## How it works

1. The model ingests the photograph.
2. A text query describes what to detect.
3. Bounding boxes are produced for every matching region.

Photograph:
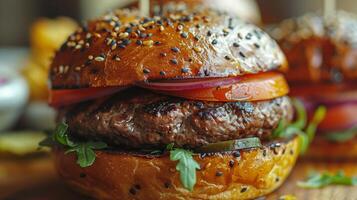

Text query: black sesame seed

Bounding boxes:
[143,68,150,74]
[263,150,267,157]
[207,30,212,37]
[188,57,193,62]
[181,32,188,38]
[233,42,239,47]
[224,55,231,60]
[181,68,189,73]
[212,39,218,45]
[290,150,294,155]
[229,160,235,168]
[171,47,180,53]
[122,39,131,45]
[160,52,167,57]
[136,40,143,45]
[160,71,166,76]
[125,27,132,33]
[170,59,178,65]
[275,178,280,182]
[79,173,86,178]
[223,32,229,37]
[156,20,163,25]
[233,151,240,157]
[254,43,260,48]
[155,41,161,45]
[85,60,92,66]
[119,44,126,49]
[245,33,252,40]
[216,171,223,177]
[240,187,247,193]
[194,35,200,41]
[238,33,243,39]
[239,52,246,58]
[195,24,201,29]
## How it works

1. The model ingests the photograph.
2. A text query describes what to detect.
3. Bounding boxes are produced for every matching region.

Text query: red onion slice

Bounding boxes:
[137,77,242,91]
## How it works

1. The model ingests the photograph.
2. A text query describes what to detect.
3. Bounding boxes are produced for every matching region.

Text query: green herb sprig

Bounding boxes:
[167,144,200,191]
[298,171,357,189]
[39,122,107,168]
[273,99,326,154]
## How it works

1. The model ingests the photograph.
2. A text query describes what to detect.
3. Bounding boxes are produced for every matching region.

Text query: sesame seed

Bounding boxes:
[113,55,121,61]
[194,47,202,53]
[119,44,126,49]
[229,160,235,168]
[125,27,132,33]
[177,25,183,31]
[88,55,94,60]
[181,32,188,38]
[160,71,166,76]
[240,187,247,193]
[95,56,105,62]
[237,33,243,39]
[143,40,154,46]
[170,59,178,65]
[171,47,180,53]
[111,32,117,38]
[233,151,240,157]
[140,33,147,38]
[154,41,161,45]
[245,33,252,40]
[254,43,260,48]
[239,52,246,58]
[207,31,212,37]
[160,52,167,57]
[212,39,218,45]
[159,26,165,32]
[181,68,189,73]
[224,55,231,60]
[111,43,117,50]
[233,43,239,47]
[194,35,201,41]
[164,182,171,188]
[136,40,143,45]
[122,39,131,45]
[138,25,146,31]
[75,66,81,71]
[119,32,129,39]
[143,68,150,74]
[216,171,223,177]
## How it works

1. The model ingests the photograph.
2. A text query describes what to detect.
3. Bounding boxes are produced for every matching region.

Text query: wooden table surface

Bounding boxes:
[1,155,357,200]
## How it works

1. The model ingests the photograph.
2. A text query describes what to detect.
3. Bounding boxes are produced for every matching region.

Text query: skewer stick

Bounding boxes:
[324,0,336,20]
[139,0,150,17]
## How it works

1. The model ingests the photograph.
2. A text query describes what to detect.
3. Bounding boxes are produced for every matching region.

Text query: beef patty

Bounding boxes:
[61,89,293,149]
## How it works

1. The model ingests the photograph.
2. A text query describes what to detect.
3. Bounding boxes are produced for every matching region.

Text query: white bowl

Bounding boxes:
[0,67,29,131]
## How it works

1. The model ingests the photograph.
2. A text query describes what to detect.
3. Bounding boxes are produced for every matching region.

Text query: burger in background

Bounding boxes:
[268,11,357,158]
[22,17,77,130]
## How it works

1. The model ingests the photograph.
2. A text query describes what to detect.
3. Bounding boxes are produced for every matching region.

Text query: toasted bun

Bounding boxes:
[306,136,357,160]
[54,137,298,200]
[269,11,357,84]
[50,8,286,89]
[127,0,261,24]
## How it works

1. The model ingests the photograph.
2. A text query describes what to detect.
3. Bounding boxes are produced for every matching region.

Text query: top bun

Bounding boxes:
[269,11,357,84]
[50,8,286,89]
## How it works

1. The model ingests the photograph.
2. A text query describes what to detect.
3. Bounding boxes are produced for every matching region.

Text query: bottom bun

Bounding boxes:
[306,136,357,159]
[54,137,299,200]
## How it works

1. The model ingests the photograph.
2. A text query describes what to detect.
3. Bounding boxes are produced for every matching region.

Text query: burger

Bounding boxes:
[268,11,357,158]
[43,6,308,200]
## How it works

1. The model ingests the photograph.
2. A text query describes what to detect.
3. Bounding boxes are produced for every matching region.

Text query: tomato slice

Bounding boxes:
[318,103,357,132]
[153,72,289,101]
[49,87,126,107]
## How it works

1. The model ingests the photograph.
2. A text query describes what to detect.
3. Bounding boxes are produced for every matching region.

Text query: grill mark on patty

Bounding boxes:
[62,89,293,149]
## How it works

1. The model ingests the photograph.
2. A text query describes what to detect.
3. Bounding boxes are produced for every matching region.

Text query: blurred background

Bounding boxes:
[0,0,357,198]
